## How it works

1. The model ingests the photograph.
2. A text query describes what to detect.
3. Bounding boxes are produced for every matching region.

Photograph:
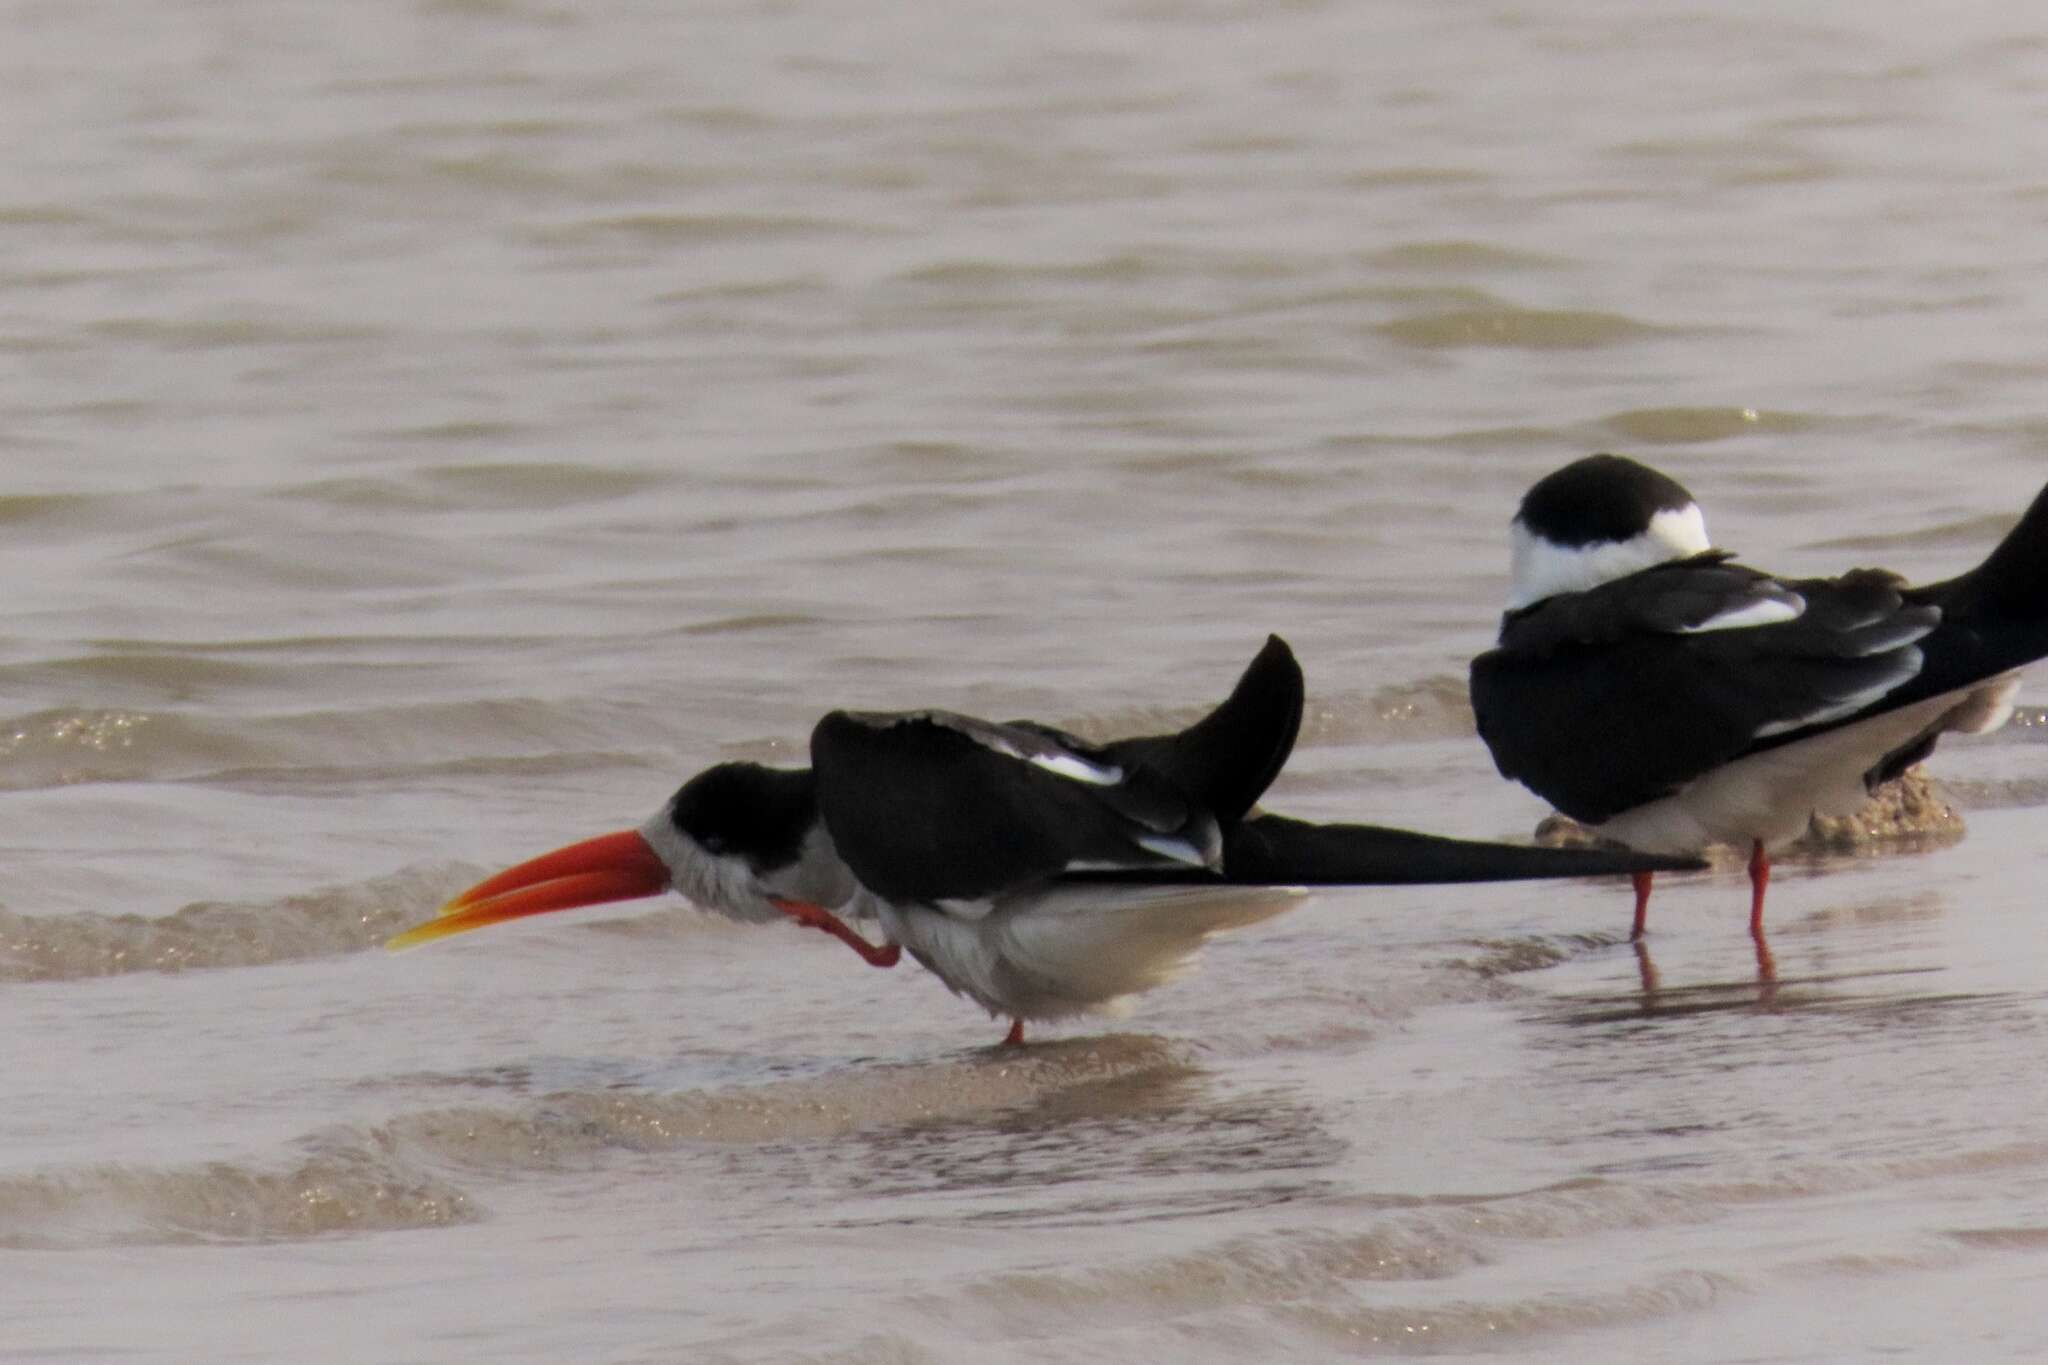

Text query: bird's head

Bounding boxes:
[1507,453,1711,610]
[386,762,832,949]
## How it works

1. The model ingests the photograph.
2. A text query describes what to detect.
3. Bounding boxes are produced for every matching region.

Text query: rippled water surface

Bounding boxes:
[6,0,2048,1359]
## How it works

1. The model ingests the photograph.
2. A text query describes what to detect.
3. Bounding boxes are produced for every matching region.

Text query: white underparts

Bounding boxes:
[876,885,1310,1022]
[1594,676,2022,854]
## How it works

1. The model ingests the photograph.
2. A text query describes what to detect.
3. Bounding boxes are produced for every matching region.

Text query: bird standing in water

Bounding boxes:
[1472,453,2048,955]
[394,636,1700,1043]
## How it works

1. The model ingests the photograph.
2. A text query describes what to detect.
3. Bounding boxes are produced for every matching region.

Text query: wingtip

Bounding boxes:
[1938,479,2048,622]
[1254,632,1303,685]
[1223,814,1712,885]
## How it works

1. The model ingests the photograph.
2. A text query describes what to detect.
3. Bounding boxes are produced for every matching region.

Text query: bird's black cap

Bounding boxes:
[667,762,817,872]
[1517,454,1698,548]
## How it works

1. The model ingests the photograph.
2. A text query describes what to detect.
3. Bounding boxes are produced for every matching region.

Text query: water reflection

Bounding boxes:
[1549,960,1988,1027]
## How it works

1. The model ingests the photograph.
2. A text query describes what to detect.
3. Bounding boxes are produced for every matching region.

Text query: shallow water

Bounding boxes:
[5,0,2048,1359]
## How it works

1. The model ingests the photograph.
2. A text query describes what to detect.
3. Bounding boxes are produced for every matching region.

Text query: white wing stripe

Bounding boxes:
[1678,595,1805,633]
[1133,833,1210,868]
[1025,751,1125,785]
[974,730,1124,786]
[1752,648,1924,738]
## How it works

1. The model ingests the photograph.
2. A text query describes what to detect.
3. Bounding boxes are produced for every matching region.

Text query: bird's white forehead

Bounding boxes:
[1506,502,1710,609]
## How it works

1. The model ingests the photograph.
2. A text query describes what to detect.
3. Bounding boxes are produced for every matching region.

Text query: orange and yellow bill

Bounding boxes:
[385,829,671,951]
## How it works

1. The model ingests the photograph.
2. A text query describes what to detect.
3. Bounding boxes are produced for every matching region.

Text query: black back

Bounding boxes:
[1472,558,1939,823]
[810,709,1206,905]
[808,637,1308,906]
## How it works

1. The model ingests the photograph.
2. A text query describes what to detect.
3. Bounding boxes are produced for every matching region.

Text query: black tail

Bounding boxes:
[1105,635,1304,825]
[1921,480,2048,624]
[1218,814,1704,885]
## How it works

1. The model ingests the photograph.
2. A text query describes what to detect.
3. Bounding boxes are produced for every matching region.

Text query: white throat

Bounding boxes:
[637,808,859,925]
[1506,502,1711,610]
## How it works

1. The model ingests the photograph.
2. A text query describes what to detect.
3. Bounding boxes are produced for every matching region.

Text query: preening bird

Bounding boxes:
[393,636,1700,1042]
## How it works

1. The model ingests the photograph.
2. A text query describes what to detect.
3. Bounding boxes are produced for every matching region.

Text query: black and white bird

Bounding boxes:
[1471,453,2048,944]
[390,635,1700,1043]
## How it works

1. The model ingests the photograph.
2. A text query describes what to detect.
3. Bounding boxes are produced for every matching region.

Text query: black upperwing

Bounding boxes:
[1470,553,1939,824]
[1886,479,2048,704]
[1217,815,1706,883]
[1099,634,1305,825]
[810,708,1218,907]
[1915,478,2048,626]
[1061,814,1706,886]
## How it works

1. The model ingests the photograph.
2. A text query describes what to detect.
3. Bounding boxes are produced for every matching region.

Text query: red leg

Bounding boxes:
[770,898,901,968]
[1001,1018,1025,1047]
[1629,870,1654,941]
[1747,840,1771,941]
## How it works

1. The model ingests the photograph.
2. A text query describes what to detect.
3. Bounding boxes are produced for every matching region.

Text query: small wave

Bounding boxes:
[1600,406,1815,444]
[1449,934,1600,978]
[412,461,668,508]
[1273,1270,1736,1351]
[0,652,275,700]
[1379,306,1660,350]
[389,1036,1194,1161]
[1341,166,1492,189]
[1299,677,1477,745]
[0,492,106,528]
[1326,424,1579,455]
[0,697,668,791]
[965,1222,1483,1322]
[535,213,875,247]
[942,1144,2048,1351]
[941,1179,1713,1345]
[88,315,385,350]
[674,611,828,638]
[0,1039,1190,1249]
[1945,1225,2048,1251]
[896,254,1162,289]
[1809,510,2032,556]
[0,864,465,982]
[1060,676,1474,753]
[1365,240,1567,273]
[0,708,244,787]
[1943,776,2048,809]
[0,1129,476,1249]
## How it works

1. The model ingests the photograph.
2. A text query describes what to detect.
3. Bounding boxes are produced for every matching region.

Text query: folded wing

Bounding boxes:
[1471,555,1940,823]
[810,708,1220,908]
